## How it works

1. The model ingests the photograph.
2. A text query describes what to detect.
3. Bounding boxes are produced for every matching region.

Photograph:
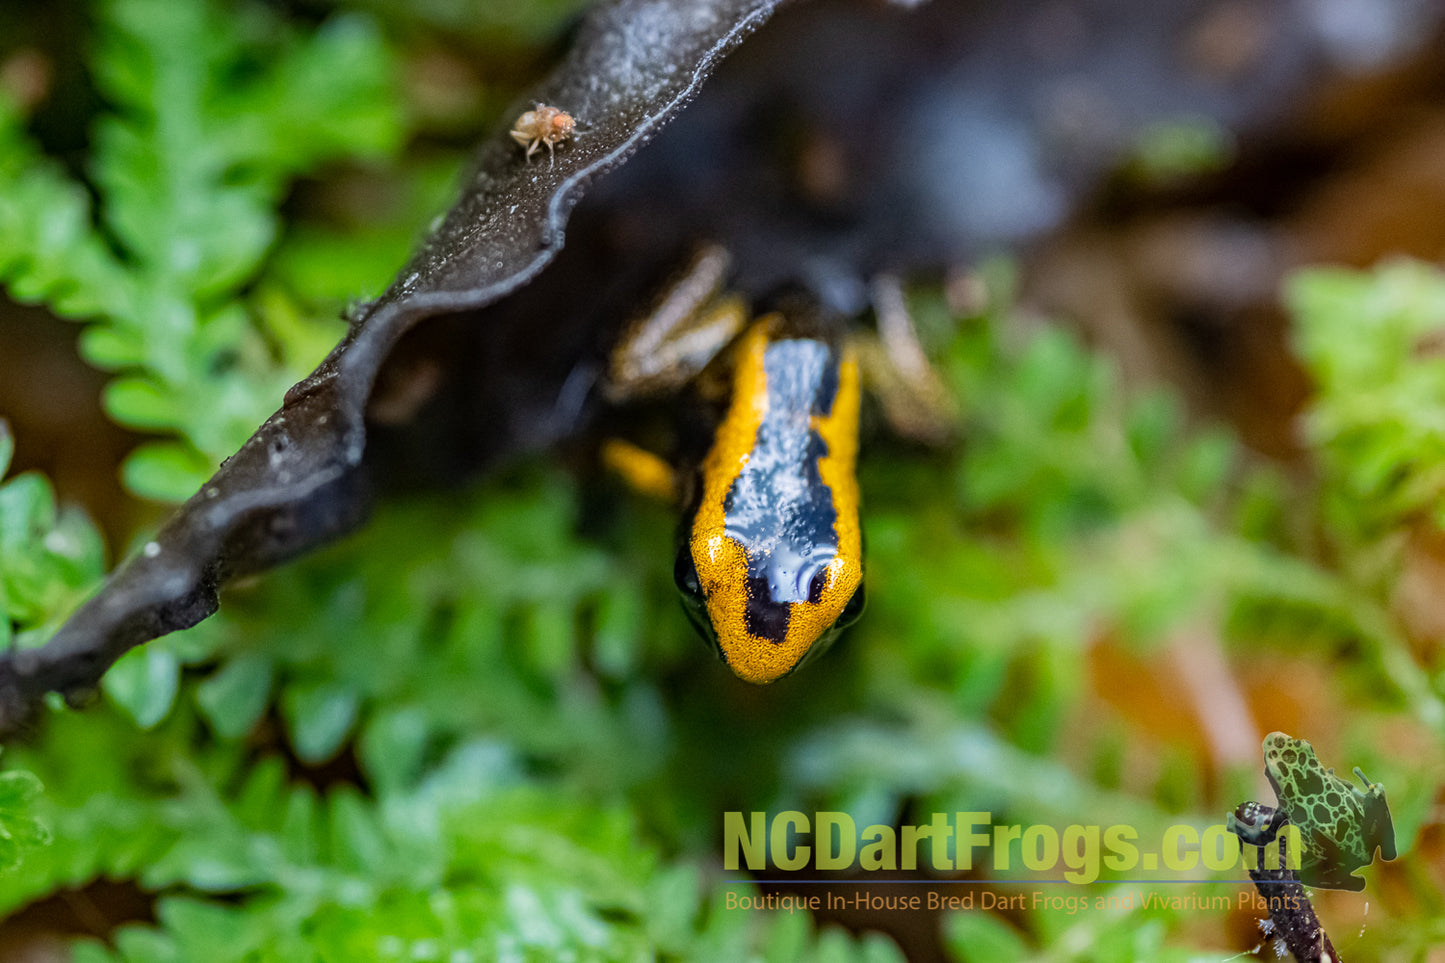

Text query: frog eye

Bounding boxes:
[837,581,866,629]
[674,545,721,651]
[674,545,703,600]
[807,569,828,604]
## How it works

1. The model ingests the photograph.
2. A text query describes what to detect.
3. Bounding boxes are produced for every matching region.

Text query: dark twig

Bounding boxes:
[1234,806,1340,963]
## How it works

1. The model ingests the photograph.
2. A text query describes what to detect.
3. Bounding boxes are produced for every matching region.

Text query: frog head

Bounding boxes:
[1260,732,1326,820]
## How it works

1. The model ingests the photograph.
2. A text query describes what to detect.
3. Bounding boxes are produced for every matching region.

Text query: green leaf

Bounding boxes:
[327,786,386,873]
[156,896,256,960]
[942,911,1030,963]
[592,587,642,678]
[280,785,321,863]
[0,438,105,643]
[104,643,181,729]
[522,603,576,676]
[113,923,182,963]
[69,940,120,963]
[0,472,53,555]
[195,654,274,740]
[283,681,360,764]
[763,908,810,963]
[121,442,214,503]
[0,769,42,812]
[0,769,50,871]
[78,325,148,369]
[358,705,431,794]
[104,376,185,431]
[858,933,906,963]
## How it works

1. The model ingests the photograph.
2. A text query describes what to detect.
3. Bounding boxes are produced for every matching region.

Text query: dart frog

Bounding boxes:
[1228,731,1396,892]
[600,246,950,684]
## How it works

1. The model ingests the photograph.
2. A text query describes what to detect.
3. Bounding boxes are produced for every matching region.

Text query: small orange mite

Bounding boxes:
[510,103,575,162]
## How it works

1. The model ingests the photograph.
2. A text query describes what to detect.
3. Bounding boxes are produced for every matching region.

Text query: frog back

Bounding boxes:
[1261,732,1394,880]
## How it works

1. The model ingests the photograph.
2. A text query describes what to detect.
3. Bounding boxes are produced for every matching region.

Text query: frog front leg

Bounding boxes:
[599,244,750,503]
[853,274,958,443]
[603,243,748,403]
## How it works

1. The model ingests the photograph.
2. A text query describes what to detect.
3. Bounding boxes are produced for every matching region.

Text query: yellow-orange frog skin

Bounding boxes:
[673,320,865,684]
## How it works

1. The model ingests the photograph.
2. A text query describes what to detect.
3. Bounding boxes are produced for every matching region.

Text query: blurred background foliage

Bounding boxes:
[1,0,1443,960]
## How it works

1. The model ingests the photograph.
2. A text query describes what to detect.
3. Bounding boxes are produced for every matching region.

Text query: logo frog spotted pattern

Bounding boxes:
[1229,731,1396,891]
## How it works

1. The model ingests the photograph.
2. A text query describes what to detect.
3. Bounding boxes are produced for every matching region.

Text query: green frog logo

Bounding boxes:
[1228,732,1396,891]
